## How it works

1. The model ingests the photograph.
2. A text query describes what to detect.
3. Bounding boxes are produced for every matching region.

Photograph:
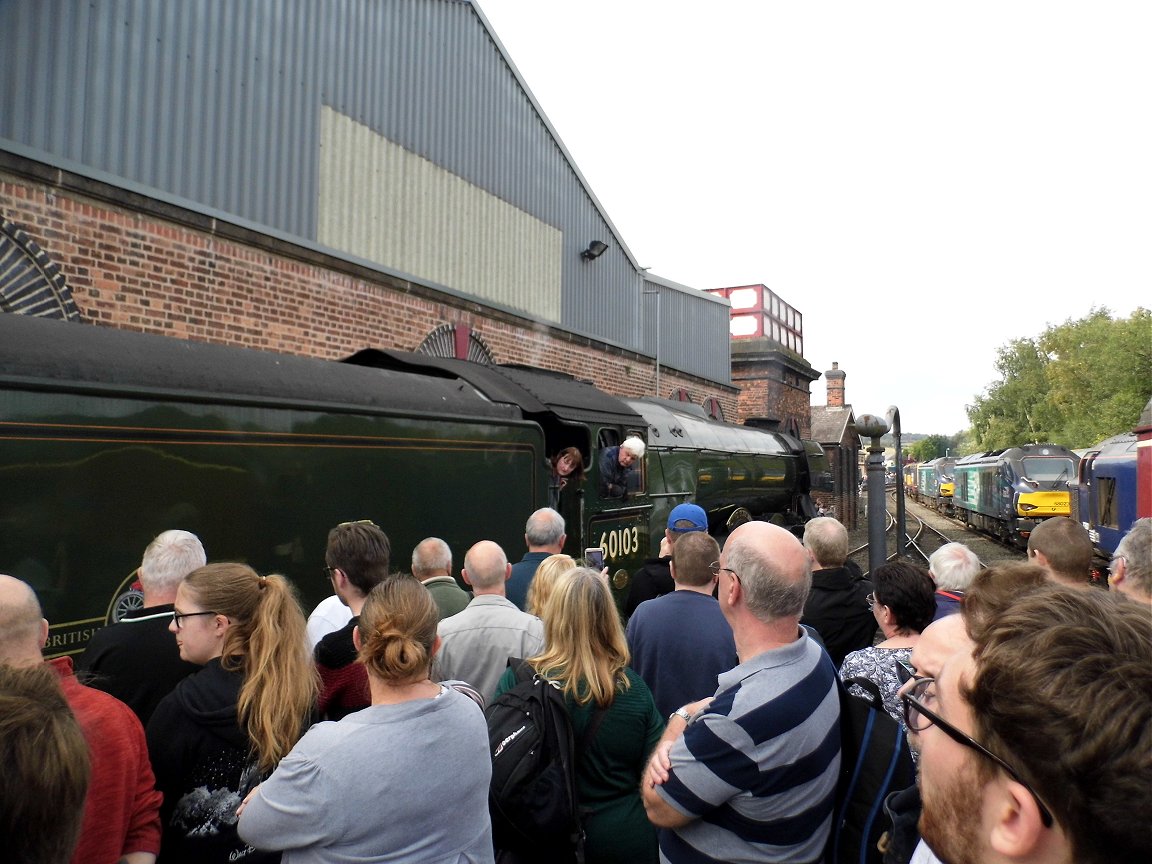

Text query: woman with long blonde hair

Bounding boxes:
[146,563,317,864]
[238,576,493,862]
[494,567,663,864]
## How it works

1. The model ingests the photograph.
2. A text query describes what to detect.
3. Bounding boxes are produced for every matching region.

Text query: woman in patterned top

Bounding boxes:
[839,560,936,726]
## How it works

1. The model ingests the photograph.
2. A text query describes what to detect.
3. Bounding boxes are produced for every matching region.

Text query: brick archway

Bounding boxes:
[0,217,80,320]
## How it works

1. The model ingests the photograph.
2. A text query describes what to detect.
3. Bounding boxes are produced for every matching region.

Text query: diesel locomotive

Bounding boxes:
[1070,396,1152,576]
[910,457,956,514]
[0,314,827,653]
[952,444,1080,545]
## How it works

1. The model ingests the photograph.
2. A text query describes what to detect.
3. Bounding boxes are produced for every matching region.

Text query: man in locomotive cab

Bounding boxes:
[599,435,646,499]
[1025,516,1094,588]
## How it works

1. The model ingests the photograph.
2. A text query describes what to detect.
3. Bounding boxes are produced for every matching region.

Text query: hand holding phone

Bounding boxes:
[585,547,605,570]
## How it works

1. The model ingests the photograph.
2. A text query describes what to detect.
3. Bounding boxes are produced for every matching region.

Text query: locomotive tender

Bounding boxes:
[0,314,826,653]
[952,444,1080,546]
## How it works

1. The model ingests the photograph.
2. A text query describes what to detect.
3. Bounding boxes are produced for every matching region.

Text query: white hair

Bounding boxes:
[621,436,646,459]
[928,542,982,591]
[140,530,206,593]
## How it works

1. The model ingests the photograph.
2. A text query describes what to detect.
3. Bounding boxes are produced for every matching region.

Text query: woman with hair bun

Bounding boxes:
[238,576,494,863]
[146,563,317,863]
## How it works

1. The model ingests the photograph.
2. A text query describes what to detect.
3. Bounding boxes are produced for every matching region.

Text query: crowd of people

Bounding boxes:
[1,507,1149,864]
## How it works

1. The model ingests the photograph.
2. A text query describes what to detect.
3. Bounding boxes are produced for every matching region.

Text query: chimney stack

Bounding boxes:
[826,362,845,407]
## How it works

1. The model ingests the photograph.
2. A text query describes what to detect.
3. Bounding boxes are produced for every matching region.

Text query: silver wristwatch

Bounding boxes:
[669,706,692,723]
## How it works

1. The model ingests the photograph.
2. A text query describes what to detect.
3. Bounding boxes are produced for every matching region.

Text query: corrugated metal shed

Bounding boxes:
[0,0,730,384]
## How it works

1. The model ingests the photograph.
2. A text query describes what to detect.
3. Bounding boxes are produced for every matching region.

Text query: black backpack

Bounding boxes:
[485,660,604,864]
[825,676,918,864]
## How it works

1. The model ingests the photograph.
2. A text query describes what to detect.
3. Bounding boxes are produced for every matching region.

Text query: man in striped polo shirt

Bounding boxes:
[642,521,841,864]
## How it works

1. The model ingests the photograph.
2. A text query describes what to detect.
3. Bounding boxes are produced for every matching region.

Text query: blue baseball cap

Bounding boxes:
[667,503,708,533]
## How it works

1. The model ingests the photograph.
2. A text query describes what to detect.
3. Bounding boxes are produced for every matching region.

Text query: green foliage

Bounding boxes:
[908,434,951,462]
[967,307,1152,449]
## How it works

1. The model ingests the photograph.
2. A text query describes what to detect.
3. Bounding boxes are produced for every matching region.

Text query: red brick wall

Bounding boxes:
[2,170,737,417]
[731,362,813,438]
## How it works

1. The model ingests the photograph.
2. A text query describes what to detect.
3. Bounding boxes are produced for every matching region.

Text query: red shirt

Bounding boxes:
[50,656,162,863]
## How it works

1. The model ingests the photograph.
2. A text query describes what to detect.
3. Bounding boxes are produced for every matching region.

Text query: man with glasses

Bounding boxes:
[315,520,393,720]
[641,521,839,863]
[910,585,1151,864]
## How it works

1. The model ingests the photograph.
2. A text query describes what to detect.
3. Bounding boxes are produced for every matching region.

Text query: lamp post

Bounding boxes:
[856,414,890,574]
[887,406,905,559]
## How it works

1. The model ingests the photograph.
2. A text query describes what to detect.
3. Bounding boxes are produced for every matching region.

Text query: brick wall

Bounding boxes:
[1,167,737,416]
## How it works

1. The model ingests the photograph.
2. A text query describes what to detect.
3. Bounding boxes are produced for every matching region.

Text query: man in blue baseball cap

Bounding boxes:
[624,502,709,617]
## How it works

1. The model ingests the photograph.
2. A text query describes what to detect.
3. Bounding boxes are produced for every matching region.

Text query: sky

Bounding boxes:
[476,1,1150,435]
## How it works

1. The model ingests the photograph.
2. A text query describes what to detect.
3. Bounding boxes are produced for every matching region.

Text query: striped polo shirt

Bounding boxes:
[656,628,841,863]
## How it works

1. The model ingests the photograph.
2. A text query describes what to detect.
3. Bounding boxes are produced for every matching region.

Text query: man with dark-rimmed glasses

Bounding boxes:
[910,584,1151,864]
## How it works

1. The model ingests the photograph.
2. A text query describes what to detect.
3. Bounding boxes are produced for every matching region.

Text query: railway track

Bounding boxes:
[847,494,1024,576]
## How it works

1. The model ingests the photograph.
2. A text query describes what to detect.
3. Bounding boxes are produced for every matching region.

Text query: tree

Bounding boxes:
[967,337,1050,449]
[908,435,950,462]
[967,307,1151,450]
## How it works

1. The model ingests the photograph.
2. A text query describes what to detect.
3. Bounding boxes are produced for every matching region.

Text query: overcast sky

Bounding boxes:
[476,1,1150,436]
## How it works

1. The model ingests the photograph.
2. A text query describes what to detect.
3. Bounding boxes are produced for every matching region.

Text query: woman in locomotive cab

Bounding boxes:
[549,446,586,509]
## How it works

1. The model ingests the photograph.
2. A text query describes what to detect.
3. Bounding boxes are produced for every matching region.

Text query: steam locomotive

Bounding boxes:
[0,313,828,652]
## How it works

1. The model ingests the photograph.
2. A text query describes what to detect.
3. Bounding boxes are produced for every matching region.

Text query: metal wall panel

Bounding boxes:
[0,0,732,384]
[642,276,733,387]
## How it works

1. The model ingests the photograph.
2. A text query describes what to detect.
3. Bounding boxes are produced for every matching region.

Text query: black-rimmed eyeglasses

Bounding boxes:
[901,678,1054,827]
[323,565,337,583]
[172,610,218,629]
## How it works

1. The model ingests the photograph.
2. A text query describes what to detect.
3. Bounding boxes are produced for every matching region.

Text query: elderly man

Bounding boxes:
[926,541,982,620]
[599,435,646,499]
[1025,516,1094,587]
[642,521,839,863]
[77,529,206,725]
[412,536,470,620]
[507,507,566,611]
[912,585,1151,864]
[436,540,544,700]
[1109,517,1152,604]
[801,515,875,667]
[0,574,162,864]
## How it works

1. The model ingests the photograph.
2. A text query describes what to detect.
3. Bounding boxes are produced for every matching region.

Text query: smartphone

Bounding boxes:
[585,547,605,569]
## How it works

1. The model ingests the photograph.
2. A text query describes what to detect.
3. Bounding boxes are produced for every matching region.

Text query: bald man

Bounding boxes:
[434,540,544,700]
[0,574,162,864]
[641,522,840,864]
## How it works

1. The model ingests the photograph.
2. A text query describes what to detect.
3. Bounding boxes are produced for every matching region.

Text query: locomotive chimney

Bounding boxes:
[826,362,845,408]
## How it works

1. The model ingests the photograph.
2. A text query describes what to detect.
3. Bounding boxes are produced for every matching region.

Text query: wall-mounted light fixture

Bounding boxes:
[580,240,608,261]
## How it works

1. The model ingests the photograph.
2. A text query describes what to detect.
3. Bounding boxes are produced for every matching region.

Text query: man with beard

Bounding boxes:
[909,585,1151,864]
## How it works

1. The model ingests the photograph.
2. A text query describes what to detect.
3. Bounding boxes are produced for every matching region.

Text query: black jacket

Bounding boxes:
[146,658,279,864]
[625,556,674,617]
[801,566,876,668]
[77,603,200,726]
